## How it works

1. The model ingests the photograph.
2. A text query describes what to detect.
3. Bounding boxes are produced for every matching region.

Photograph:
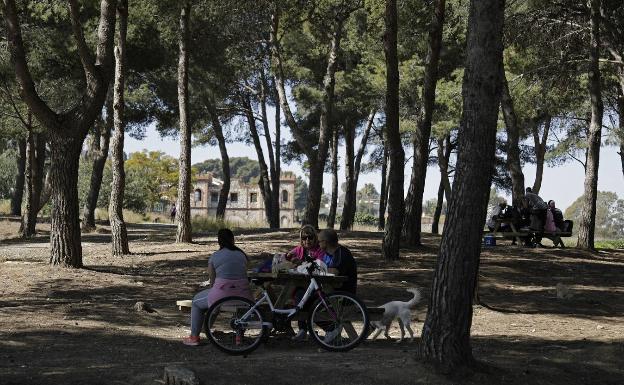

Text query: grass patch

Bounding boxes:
[192,216,234,232]
[0,199,11,214]
[595,239,624,249]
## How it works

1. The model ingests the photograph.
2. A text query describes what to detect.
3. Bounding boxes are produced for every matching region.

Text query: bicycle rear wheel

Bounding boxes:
[308,292,369,352]
[205,296,265,355]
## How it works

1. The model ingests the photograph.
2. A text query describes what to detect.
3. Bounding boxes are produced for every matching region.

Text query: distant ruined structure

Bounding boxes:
[190,172,296,227]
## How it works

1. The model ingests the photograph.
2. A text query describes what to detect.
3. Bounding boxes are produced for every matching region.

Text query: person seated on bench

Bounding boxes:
[486,199,510,232]
[318,228,357,294]
[548,200,564,231]
[182,228,253,346]
[525,187,548,231]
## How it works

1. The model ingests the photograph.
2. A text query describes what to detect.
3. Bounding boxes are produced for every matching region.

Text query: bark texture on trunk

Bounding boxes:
[437,135,453,202]
[419,0,504,370]
[259,73,280,228]
[431,179,445,234]
[10,138,26,216]
[271,81,281,228]
[207,101,230,221]
[577,0,603,251]
[83,95,113,230]
[244,94,274,227]
[618,73,624,180]
[4,0,117,267]
[339,121,356,230]
[382,0,404,260]
[327,127,339,229]
[402,0,446,247]
[175,0,192,242]
[500,68,525,207]
[378,145,388,231]
[109,0,129,256]
[20,125,34,237]
[532,115,550,194]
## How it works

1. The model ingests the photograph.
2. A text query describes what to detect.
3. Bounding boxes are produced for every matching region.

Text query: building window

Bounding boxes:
[250,192,258,203]
[282,190,289,203]
[230,193,238,202]
[194,189,202,203]
[211,192,219,202]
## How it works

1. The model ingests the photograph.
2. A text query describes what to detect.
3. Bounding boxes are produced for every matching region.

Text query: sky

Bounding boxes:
[125,121,624,213]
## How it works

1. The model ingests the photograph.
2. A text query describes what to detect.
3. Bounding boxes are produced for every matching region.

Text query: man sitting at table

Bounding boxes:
[486,199,510,232]
[318,229,357,294]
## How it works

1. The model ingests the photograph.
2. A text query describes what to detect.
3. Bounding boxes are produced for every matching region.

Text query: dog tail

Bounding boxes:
[406,288,421,308]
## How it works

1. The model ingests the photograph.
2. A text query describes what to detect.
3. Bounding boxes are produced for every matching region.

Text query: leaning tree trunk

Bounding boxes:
[20,123,34,237]
[532,115,550,194]
[207,102,230,221]
[420,0,504,371]
[500,67,525,207]
[175,0,192,242]
[437,135,453,202]
[10,139,26,216]
[259,73,280,228]
[4,0,118,267]
[378,145,389,231]
[271,81,282,228]
[402,0,446,247]
[577,0,603,251]
[244,94,273,227]
[83,95,113,230]
[431,180,444,234]
[327,127,339,228]
[382,0,404,260]
[353,109,375,187]
[340,122,356,230]
[23,131,47,236]
[109,0,130,256]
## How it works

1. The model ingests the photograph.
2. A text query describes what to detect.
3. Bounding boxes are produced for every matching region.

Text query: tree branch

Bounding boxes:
[68,0,97,81]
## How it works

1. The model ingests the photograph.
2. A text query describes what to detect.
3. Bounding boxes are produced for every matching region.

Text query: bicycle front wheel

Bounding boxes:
[205,296,265,355]
[308,292,369,352]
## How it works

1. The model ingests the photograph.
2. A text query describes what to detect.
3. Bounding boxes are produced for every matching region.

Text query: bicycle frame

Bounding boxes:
[235,274,337,329]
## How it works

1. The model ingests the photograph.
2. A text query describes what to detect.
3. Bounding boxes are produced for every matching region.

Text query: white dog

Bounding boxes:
[370,288,421,343]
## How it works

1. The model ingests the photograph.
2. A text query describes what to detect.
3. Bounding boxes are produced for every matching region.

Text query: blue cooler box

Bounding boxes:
[484,234,496,246]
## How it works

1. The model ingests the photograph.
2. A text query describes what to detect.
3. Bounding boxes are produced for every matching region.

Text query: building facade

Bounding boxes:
[190,172,296,227]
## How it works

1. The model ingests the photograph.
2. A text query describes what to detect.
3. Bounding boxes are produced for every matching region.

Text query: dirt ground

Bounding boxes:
[0,220,623,385]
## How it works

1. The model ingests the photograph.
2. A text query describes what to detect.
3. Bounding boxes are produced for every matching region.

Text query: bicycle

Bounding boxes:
[204,257,369,355]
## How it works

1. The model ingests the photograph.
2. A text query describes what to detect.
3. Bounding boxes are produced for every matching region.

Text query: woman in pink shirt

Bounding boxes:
[286,225,330,265]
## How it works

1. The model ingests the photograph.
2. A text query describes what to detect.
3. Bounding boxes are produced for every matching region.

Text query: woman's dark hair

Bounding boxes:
[217,228,248,260]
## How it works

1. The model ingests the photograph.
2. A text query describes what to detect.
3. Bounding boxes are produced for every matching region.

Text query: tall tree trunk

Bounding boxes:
[353,109,375,187]
[38,168,51,214]
[270,6,343,228]
[617,73,624,180]
[4,0,118,267]
[577,0,603,251]
[30,131,46,228]
[437,135,453,202]
[260,72,280,228]
[402,0,446,246]
[49,136,84,266]
[500,67,525,207]
[109,0,129,256]
[340,122,356,230]
[420,0,504,370]
[271,81,281,227]
[206,103,230,220]
[378,145,389,231]
[244,94,273,227]
[382,0,404,260]
[175,0,192,242]
[10,139,26,216]
[327,127,339,228]
[20,120,34,237]
[83,95,113,230]
[431,179,444,234]
[532,115,551,194]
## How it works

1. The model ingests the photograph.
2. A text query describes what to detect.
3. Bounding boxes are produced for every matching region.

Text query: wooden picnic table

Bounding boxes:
[485,218,572,247]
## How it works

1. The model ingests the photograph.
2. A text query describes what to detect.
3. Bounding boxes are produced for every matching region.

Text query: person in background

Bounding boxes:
[170,204,176,223]
[182,228,252,346]
[318,229,357,294]
[525,187,548,231]
[486,199,510,232]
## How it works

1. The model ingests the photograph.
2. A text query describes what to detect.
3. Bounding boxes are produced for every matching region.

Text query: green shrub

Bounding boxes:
[192,216,234,233]
[594,240,624,249]
[353,212,378,226]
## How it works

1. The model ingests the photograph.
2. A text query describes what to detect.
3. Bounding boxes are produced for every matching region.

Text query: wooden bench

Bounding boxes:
[485,230,572,247]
